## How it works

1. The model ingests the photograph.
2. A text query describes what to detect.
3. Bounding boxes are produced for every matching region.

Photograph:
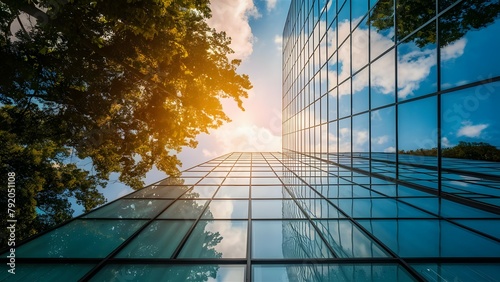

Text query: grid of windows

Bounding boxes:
[2,152,500,281]
[2,1,500,281]
[282,0,500,211]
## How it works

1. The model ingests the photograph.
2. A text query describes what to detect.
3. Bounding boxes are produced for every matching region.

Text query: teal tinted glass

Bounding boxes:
[251,185,289,198]
[252,220,333,259]
[116,220,194,258]
[214,186,249,198]
[84,199,172,219]
[158,200,207,219]
[359,219,500,257]
[178,220,247,258]
[336,198,434,218]
[252,200,306,219]
[253,263,416,282]
[313,220,389,258]
[16,219,146,258]
[181,186,218,198]
[0,264,94,282]
[296,199,345,219]
[411,263,500,282]
[202,200,249,219]
[91,264,245,282]
[129,184,190,198]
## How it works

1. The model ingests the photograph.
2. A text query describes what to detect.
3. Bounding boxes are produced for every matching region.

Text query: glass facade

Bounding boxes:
[2,152,499,281]
[2,1,500,281]
[282,1,500,213]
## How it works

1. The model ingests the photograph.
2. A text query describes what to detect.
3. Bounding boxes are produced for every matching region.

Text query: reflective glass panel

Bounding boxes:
[0,264,94,282]
[214,186,249,198]
[411,263,500,282]
[252,220,333,259]
[157,200,207,219]
[91,264,245,282]
[128,185,190,198]
[369,0,395,60]
[398,96,438,168]
[359,219,500,257]
[178,220,247,258]
[84,199,172,219]
[297,199,345,219]
[313,219,389,258]
[251,200,306,219]
[181,186,218,199]
[16,220,146,258]
[440,1,500,89]
[253,264,416,282]
[336,198,434,218]
[116,220,193,258]
[202,200,249,219]
[251,186,289,198]
[371,50,396,108]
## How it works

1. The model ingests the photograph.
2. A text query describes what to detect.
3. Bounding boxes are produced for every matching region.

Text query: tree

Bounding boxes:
[369,0,500,47]
[0,0,251,246]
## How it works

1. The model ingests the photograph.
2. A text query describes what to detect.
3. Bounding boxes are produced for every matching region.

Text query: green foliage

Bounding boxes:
[0,0,251,247]
[369,0,500,47]
[399,141,500,162]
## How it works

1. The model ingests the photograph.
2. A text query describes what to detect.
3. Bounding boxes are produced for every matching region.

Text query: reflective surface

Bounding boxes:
[6,152,500,280]
[253,264,416,282]
[16,219,146,258]
[283,0,500,208]
[91,264,245,282]
[178,220,247,259]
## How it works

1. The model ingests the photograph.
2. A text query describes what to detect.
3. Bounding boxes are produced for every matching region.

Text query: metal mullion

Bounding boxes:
[246,153,254,282]
[79,188,189,281]
[282,151,427,281]
[266,158,340,259]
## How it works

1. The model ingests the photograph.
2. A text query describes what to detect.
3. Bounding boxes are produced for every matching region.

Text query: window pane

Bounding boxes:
[296,199,345,219]
[202,200,249,219]
[314,219,389,258]
[116,220,194,258]
[252,200,306,219]
[214,186,249,198]
[128,185,190,199]
[359,219,500,257]
[91,264,245,282]
[411,263,500,282]
[253,264,415,282]
[178,220,247,258]
[84,199,172,219]
[181,186,218,199]
[336,198,434,218]
[158,200,207,219]
[252,186,290,198]
[0,264,94,282]
[397,22,437,100]
[252,220,333,259]
[440,1,500,90]
[17,220,146,258]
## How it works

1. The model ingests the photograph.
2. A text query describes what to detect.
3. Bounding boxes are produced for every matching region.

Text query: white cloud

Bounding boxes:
[441,137,452,147]
[354,130,369,146]
[265,0,277,11]
[324,18,466,99]
[373,135,389,145]
[207,0,261,60]
[384,146,396,153]
[204,122,281,156]
[457,121,488,138]
[441,38,467,60]
[274,35,283,51]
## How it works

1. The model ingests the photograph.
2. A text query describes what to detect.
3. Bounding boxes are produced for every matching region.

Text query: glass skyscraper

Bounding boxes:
[2,0,500,281]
